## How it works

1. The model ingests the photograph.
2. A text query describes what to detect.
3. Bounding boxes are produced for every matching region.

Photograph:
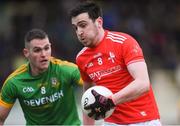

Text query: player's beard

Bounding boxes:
[79,24,99,47]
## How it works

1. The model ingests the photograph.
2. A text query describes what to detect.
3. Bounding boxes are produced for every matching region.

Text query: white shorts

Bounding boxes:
[104,119,162,126]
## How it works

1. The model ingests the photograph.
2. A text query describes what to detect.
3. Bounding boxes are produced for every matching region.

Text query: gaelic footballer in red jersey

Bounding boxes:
[77,30,160,124]
[70,1,161,126]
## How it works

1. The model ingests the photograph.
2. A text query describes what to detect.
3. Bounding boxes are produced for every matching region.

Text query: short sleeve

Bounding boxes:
[71,67,84,86]
[76,55,92,83]
[78,67,92,83]
[0,79,17,108]
[122,34,144,65]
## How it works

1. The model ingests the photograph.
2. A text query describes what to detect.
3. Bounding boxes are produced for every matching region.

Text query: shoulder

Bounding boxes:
[106,31,136,44]
[76,47,88,60]
[50,57,77,67]
[50,57,80,79]
[1,63,28,90]
[4,64,28,83]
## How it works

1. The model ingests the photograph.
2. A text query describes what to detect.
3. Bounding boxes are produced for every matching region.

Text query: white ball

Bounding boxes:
[81,86,115,120]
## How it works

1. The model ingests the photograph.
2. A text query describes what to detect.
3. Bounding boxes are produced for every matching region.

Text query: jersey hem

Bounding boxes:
[127,59,145,66]
[105,116,160,125]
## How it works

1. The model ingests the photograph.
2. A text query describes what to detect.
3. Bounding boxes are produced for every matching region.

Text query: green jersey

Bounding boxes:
[0,57,83,125]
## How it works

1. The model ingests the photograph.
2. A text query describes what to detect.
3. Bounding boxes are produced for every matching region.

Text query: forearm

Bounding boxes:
[0,105,11,126]
[0,116,5,126]
[83,113,95,125]
[112,79,150,105]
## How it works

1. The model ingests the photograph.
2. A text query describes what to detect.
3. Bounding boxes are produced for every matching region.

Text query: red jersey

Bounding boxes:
[76,30,160,124]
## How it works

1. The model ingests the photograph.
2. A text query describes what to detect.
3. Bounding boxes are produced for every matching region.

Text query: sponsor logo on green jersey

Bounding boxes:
[23,90,63,106]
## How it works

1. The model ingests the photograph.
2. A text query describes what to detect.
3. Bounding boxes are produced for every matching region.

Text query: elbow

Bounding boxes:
[138,79,150,94]
[142,80,150,93]
[144,84,150,93]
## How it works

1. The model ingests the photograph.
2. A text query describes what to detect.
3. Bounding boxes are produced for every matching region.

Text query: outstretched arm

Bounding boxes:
[0,105,11,125]
[112,61,150,105]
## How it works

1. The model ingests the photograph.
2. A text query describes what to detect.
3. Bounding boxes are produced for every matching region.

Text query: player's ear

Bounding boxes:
[95,17,103,28]
[23,48,29,58]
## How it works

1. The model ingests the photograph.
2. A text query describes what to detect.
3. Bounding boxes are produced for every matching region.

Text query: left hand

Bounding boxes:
[84,89,115,120]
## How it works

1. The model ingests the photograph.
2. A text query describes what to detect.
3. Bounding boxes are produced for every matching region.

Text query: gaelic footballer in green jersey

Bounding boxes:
[0,57,83,125]
[0,29,83,125]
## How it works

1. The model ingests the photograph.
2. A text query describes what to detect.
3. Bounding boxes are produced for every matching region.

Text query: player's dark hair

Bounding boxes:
[69,1,102,22]
[24,29,48,43]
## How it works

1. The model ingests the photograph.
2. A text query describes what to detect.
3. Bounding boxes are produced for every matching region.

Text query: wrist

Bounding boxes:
[109,95,116,106]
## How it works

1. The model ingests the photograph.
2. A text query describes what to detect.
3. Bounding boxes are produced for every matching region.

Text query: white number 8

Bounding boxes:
[41,86,46,94]
[97,57,103,65]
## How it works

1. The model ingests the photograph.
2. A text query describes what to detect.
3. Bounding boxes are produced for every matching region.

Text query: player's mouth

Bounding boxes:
[40,59,49,65]
[80,37,85,41]
[80,38,88,44]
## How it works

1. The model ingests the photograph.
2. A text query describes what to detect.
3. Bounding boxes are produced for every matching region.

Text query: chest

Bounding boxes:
[80,44,126,82]
[14,72,72,107]
[16,76,61,99]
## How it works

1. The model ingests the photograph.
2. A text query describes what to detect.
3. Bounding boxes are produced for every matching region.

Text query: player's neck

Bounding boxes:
[93,28,105,47]
[30,65,47,76]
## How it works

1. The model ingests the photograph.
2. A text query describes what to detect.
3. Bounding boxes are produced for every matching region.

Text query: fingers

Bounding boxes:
[84,104,92,110]
[84,89,109,120]
[91,89,100,98]
[94,111,105,120]
[94,113,100,120]
[99,96,106,105]
[85,106,107,120]
[102,113,105,118]
[88,111,94,117]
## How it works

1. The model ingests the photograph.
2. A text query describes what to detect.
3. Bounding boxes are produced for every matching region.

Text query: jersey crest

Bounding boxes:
[51,77,59,87]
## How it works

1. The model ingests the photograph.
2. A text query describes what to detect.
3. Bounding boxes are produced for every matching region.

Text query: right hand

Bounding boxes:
[84,89,115,120]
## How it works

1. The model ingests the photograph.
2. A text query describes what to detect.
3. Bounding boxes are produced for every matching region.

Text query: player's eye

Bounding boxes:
[33,48,41,53]
[79,23,87,28]
[44,46,50,51]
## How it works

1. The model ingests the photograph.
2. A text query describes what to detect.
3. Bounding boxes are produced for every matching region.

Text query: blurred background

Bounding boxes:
[0,0,180,125]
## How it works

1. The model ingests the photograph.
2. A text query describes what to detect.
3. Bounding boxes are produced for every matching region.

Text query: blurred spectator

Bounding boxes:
[0,0,179,87]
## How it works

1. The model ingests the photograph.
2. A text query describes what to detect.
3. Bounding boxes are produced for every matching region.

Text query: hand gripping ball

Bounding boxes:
[81,86,115,120]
